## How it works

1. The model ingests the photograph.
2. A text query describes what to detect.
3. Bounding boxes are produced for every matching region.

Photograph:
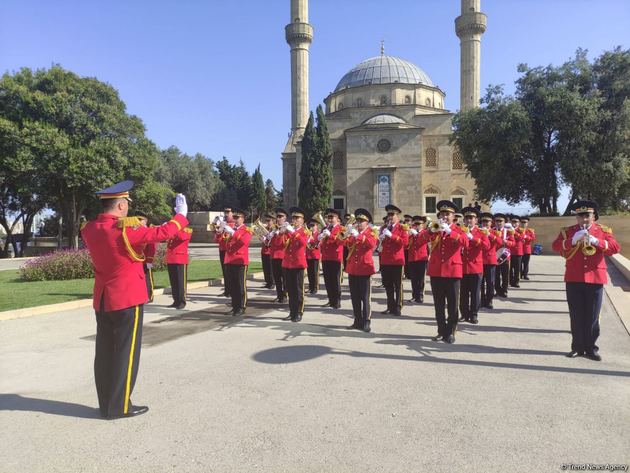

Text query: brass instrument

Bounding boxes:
[460,225,469,234]
[376,219,392,252]
[251,218,270,240]
[430,219,442,232]
[340,214,357,238]
[480,227,490,236]
[312,211,327,229]
[582,224,597,256]
[210,215,224,232]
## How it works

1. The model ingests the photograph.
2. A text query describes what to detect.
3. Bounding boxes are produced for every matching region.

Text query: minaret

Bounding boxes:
[455,0,487,111]
[285,0,313,134]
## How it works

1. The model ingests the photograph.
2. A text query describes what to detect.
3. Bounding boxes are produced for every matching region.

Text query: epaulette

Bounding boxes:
[117,216,142,229]
[599,224,612,234]
[183,227,193,234]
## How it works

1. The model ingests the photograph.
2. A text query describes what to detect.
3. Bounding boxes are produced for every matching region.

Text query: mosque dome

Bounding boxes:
[334,55,434,92]
[363,114,407,125]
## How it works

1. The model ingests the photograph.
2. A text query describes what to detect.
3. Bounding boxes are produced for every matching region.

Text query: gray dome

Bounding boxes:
[363,114,407,125]
[335,55,434,91]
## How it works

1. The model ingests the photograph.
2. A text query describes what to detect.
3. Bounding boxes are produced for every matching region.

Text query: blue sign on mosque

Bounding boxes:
[377,174,391,208]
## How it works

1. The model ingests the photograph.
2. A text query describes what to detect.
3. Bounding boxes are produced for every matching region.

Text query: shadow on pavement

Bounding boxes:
[0,394,100,419]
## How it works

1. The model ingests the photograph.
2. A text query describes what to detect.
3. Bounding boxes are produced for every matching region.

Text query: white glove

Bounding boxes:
[466,231,474,240]
[224,225,235,235]
[174,193,188,217]
[572,229,588,245]
[321,229,331,238]
[504,223,513,230]
[382,229,393,238]
[410,229,418,236]
[440,223,452,235]
[285,224,295,233]
[350,229,359,238]
[146,263,153,269]
[589,235,599,246]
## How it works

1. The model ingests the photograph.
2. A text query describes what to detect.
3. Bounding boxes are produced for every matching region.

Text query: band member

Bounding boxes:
[520,216,536,280]
[407,216,429,303]
[223,209,252,316]
[454,212,464,227]
[342,213,352,271]
[403,214,413,279]
[508,215,524,288]
[269,208,289,303]
[419,200,468,343]
[459,207,490,324]
[344,209,378,332]
[379,204,409,317]
[319,209,344,309]
[480,212,503,309]
[552,200,620,361]
[214,207,235,297]
[282,207,309,322]
[260,212,276,289]
[134,211,156,302]
[376,215,388,288]
[166,219,193,309]
[306,217,321,294]
[82,181,188,418]
[493,213,515,298]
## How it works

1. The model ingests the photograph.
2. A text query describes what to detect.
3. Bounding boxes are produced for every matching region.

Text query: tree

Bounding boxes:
[264,179,279,211]
[213,158,253,210]
[297,112,317,215]
[250,164,266,217]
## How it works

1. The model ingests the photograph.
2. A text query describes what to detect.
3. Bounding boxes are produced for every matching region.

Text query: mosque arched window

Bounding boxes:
[425,98,432,107]
[338,102,344,111]
[404,95,412,104]
[333,151,344,169]
[425,147,437,167]
[380,95,387,106]
[356,98,363,107]
[452,150,464,170]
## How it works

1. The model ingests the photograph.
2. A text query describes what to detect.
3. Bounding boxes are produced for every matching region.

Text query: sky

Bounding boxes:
[1,0,629,213]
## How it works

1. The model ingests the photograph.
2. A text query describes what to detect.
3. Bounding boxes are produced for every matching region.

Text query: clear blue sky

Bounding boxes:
[1,0,629,212]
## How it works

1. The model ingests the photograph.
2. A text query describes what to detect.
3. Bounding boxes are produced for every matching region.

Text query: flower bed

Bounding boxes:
[20,249,95,281]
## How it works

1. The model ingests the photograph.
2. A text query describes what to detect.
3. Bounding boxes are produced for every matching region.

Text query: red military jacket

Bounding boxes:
[522,228,536,255]
[343,227,378,276]
[511,228,525,256]
[225,224,252,265]
[320,224,344,262]
[166,227,192,264]
[380,222,409,266]
[552,223,620,284]
[261,230,273,256]
[462,226,491,274]
[282,226,308,269]
[82,213,189,312]
[420,224,468,278]
[408,229,429,262]
[214,221,235,252]
[144,241,157,265]
[481,228,504,265]
[270,230,289,260]
[306,228,321,260]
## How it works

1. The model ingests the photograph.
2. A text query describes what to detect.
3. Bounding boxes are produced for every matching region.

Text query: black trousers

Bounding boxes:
[408,260,427,300]
[167,264,187,304]
[224,264,248,310]
[460,273,483,320]
[285,268,305,316]
[509,255,522,286]
[481,265,496,306]
[322,260,342,306]
[566,282,603,353]
[430,277,461,337]
[381,264,404,315]
[404,249,410,279]
[349,274,371,324]
[521,254,531,278]
[261,253,274,287]
[271,258,287,301]
[343,246,349,271]
[143,264,154,303]
[307,258,320,293]
[495,261,509,296]
[94,303,143,417]
[219,250,231,296]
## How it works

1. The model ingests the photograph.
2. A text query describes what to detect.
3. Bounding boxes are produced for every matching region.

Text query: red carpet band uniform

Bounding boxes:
[480,212,503,309]
[508,215,525,288]
[282,207,309,322]
[214,208,235,297]
[520,217,536,279]
[407,216,429,303]
[81,181,189,419]
[379,204,409,317]
[306,219,321,294]
[260,213,276,290]
[223,209,252,316]
[493,213,515,298]
[270,207,290,303]
[166,225,192,309]
[319,209,344,309]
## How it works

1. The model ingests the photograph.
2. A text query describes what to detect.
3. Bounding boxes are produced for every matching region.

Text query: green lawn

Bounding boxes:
[0,260,262,312]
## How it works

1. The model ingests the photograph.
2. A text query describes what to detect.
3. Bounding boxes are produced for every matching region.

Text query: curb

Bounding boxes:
[0,271,265,322]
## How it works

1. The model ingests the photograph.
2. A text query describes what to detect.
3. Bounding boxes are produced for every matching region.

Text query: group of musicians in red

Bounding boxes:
[81,178,620,419]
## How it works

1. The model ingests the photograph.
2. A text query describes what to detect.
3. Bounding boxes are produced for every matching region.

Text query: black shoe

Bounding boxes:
[487,303,493,309]
[278,298,287,304]
[321,302,331,308]
[381,309,391,315]
[415,298,423,303]
[167,302,177,308]
[291,314,302,322]
[470,316,478,324]
[522,276,529,280]
[333,303,341,309]
[175,302,186,310]
[444,335,455,344]
[584,351,602,361]
[514,284,520,288]
[362,320,371,333]
[565,350,584,358]
[233,308,245,317]
[431,335,444,342]
[392,310,401,317]
[347,322,360,330]
[283,314,293,321]
[107,405,149,420]
[219,292,227,297]
[408,298,416,304]
[459,316,468,322]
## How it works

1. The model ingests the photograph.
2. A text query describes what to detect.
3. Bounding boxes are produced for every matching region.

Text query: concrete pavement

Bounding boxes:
[0,255,629,473]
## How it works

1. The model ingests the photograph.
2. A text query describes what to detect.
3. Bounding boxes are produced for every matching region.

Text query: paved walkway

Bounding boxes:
[1,255,629,473]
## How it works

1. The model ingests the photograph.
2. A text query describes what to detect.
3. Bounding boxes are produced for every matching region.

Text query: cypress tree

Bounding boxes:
[250,164,266,217]
[313,105,333,212]
[297,112,317,215]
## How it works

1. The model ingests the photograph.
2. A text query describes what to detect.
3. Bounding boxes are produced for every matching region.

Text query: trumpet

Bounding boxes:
[340,214,357,238]
[251,218,270,240]
[312,211,327,229]
[581,224,597,256]
[430,219,443,232]
[210,215,225,232]
[376,221,392,252]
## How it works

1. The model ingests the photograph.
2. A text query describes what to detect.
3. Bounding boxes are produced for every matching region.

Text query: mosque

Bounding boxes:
[281,0,487,217]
